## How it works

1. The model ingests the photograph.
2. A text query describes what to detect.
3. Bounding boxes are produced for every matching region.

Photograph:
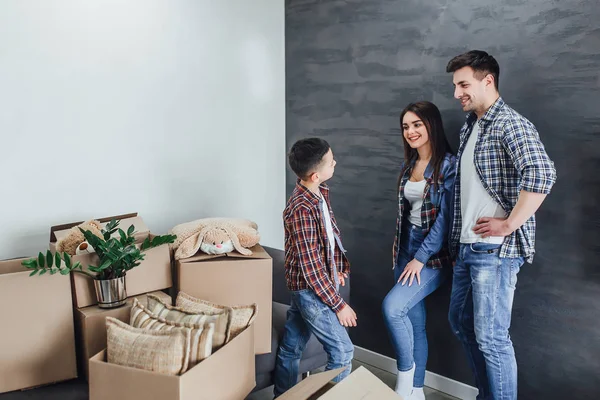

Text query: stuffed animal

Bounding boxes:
[169,218,260,260]
[56,220,104,256]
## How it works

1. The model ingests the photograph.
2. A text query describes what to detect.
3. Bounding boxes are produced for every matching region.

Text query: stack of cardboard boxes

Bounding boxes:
[0,212,396,399]
[0,212,275,399]
[49,213,174,382]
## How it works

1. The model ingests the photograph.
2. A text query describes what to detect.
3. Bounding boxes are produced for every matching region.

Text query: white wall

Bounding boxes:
[0,0,285,259]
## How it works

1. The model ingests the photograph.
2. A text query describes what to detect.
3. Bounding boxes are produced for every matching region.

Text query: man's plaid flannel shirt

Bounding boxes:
[283,180,350,313]
[450,97,557,263]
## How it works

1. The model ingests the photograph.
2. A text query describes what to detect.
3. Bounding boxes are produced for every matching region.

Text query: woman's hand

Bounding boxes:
[398,259,424,287]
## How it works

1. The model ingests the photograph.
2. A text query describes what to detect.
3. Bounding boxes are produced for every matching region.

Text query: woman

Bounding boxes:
[382,101,456,400]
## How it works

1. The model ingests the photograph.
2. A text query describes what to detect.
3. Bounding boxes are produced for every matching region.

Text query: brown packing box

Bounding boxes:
[74,290,172,381]
[278,366,401,400]
[89,322,256,400]
[49,212,172,308]
[176,244,272,354]
[0,258,77,394]
[50,212,150,245]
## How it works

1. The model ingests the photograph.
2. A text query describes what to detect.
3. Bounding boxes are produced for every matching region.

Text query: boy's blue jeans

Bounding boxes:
[273,289,354,397]
[448,243,524,400]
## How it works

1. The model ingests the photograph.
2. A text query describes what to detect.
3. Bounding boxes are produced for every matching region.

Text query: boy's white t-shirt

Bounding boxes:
[320,194,339,291]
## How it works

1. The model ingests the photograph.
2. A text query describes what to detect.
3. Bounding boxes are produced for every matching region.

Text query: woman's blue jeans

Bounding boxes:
[382,223,448,387]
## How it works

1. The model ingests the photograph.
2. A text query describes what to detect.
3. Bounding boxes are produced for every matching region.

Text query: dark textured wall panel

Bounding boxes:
[285,0,600,398]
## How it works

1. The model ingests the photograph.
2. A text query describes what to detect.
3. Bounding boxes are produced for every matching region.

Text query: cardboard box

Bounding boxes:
[74,290,172,381]
[49,213,172,308]
[176,245,272,354]
[278,366,400,400]
[89,322,256,400]
[0,258,77,394]
[49,212,150,245]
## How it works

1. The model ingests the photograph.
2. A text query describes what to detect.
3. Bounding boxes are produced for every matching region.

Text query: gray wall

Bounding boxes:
[285,1,600,398]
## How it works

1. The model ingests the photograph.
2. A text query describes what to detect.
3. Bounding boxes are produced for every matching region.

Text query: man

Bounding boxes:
[446,50,557,400]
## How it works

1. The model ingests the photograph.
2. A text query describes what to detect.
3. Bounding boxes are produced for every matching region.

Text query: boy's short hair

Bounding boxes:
[288,137,330,180]
[446,50,500,90]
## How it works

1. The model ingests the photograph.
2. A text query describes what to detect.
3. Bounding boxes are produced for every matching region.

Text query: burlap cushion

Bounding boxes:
[130,298,215,366]
[106,317,190,376]
[145,294,232,349]
[176,291,257,340]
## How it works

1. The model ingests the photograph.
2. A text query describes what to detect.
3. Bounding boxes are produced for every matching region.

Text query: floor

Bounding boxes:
[246,360,457,400]
[0,360,458,400]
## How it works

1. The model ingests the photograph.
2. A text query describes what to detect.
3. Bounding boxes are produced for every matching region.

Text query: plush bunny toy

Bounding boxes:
[169,218,260,260]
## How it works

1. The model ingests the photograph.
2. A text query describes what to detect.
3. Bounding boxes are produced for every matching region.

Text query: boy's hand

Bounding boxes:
[336,304,357,327]
[338,272,348,286]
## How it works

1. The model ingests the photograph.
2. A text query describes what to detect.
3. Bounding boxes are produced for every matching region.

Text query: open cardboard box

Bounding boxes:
[176,244,272,354]
[49,213,172,308]
[278,366,401,400]
[89,322,256,400]
[49,212,150,246]
[74,290,172,381]
[0,258,77,394]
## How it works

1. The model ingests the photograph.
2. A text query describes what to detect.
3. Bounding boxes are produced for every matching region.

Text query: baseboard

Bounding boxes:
[354,346,478,400]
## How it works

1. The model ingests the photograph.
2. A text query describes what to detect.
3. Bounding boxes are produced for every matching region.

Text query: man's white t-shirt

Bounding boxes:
[460,122,508,244]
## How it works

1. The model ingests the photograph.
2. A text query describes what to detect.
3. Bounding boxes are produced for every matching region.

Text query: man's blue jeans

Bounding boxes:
[449,243,524,400]
[273,289,354,397]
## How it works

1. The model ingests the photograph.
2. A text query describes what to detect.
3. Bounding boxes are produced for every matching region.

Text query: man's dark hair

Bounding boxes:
[288,137,330,180]
[446,50,500,90]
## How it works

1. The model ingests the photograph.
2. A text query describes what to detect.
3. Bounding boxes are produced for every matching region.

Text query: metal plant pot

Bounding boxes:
[94,276,127,308]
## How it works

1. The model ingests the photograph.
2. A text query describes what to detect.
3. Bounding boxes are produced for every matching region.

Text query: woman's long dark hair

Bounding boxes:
[398,101,453,190]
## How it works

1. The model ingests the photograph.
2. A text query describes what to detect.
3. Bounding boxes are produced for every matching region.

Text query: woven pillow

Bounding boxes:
[176,292,257,340]
[106,317,190,376]
[145,294,232,349]
[130,298,215,366]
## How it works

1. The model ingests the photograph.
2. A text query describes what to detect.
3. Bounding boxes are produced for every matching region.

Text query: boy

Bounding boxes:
[273,137,357,397]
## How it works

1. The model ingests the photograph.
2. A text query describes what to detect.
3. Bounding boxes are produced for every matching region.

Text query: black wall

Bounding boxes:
[285,1,600,399]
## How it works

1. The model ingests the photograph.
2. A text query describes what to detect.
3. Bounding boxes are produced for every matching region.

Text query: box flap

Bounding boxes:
[319,366,401,399]
[0,257,31,276]
[49,212,149,243]
[277,368,345,400]
[179,244,271,263]
[90,349,106,362]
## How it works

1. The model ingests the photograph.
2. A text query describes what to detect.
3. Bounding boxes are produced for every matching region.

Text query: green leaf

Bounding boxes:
[50,267,57,275]
[106,219,119,231]
[97,259,113,271]
[60,268,70,275]
[22,259,37,269]
[38,252,45,268]
[103,219,120,240]
[80,228,105,252]
[55,252,62,268]
[141,237,151,250]
[39,269,47,276]
[64,253,72,268]
[29,269,39,276]
[118,229,127,242]
[46,250,53,268]
[127,225,135,236]
[141,234,177,250]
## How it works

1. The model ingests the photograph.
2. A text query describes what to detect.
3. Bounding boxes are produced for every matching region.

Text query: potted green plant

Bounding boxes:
[22,219,176,308]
